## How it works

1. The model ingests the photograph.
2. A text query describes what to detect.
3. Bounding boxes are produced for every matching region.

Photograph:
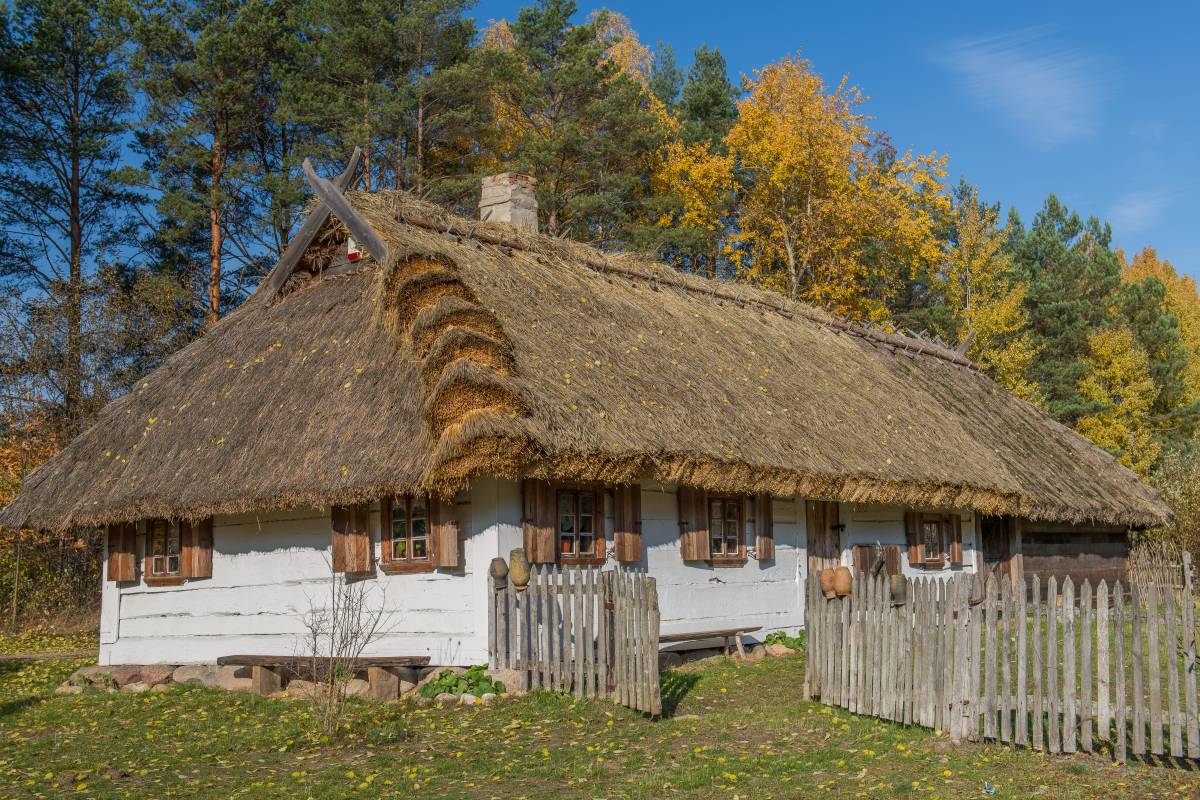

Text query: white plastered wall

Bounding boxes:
[839,502,978,578]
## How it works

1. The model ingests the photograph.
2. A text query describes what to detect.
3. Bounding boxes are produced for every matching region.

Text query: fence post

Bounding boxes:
[1063,576,1076,753]
[1114,582,1127,762]
[1166,581,1183,758]
[1184,553,1199,759]
[1148,582,1163,755]
[1015,575,1028,748]
[1080,579,1093,753]
[1097,579,1111,746]
[1132,582,1145,756]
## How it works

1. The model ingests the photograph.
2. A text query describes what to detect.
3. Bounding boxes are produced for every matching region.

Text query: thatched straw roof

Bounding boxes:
[1,189,1170,531]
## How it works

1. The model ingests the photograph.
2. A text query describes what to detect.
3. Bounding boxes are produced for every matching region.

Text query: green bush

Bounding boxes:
[418,664,505,699]
[763,630,805,650]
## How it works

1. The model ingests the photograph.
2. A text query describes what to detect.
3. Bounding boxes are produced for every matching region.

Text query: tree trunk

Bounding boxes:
[207,126,225,329]
[415,30,425,194]
[362,78,372,191]
[64,60,84,432]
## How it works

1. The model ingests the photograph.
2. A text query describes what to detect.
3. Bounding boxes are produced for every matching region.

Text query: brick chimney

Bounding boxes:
[479,173,538,233]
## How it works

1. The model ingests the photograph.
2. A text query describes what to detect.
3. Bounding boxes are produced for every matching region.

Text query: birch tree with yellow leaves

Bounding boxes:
[1121,246,1200,405]
[726,56,949,322]
[1076,326,1161,476]
[940,187,1040,403]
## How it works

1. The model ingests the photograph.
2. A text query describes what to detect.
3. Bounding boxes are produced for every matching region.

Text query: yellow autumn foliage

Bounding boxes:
[726,55,949,322]
[940,190,1040,404]
[1076,326,1161,476]
[1120,246,1200,405]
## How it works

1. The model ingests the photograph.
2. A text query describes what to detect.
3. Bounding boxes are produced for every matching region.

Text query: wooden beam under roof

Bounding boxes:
[259,148,363,299]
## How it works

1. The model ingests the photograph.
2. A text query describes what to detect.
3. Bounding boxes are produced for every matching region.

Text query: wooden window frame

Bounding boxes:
[556,487,606,566]
[707,495,747,566]
[145,519,186,586]
[919,513,946,570]
[381,496,436,575]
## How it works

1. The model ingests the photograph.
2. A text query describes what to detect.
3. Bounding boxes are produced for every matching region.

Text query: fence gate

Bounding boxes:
[805,555,1200,763]
[488,565,661,716]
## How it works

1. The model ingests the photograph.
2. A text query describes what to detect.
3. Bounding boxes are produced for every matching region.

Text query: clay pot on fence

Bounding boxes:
[819,568,837,599]
[890,573,908,606]
[489,557,509,589]
[508,548,530,591]
[833,566,853,597]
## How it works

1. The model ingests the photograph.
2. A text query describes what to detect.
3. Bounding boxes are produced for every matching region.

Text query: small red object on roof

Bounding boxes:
[347,236,363,262]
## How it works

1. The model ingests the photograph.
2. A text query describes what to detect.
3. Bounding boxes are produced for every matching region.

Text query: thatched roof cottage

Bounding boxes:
[1,157,1169,666]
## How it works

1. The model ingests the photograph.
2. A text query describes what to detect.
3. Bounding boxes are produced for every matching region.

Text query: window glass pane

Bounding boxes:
[579,534,594,556]
[559,493,575,534]
[393,537,408,559]
[167,529,180,556]
[579,510,593,534]
[580,494,593,515]
[393,515,408,559]
[412,536,427,559]
[168,555,180,574]
[922,521,941,556]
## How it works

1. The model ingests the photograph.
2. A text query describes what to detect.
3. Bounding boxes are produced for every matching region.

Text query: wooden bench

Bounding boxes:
[217,654,430,699]
[659,626,763,658]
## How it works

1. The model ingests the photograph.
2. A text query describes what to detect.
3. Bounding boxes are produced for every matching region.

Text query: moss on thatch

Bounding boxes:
[0,189,1170,531]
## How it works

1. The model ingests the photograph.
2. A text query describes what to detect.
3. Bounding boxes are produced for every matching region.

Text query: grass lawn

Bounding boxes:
[2,647,1199,799]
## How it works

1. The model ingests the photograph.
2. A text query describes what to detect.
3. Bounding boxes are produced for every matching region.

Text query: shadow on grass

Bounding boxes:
[660,669,701,718]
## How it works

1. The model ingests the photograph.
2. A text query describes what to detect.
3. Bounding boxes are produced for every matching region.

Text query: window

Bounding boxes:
[708,496,744,562]
[148,519,182,581]
[383,496,431,572]
[557,489,604,564]
[920,515,945,568]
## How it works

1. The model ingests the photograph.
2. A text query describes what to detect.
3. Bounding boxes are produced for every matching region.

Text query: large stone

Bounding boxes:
[485,668,525,694]
[140,665,175,686]
[480,692,496,706]
[150,683,172,693]
[121,681,150,694]
[398,680,418,696]
[108,666,143,687]
[680,648,722,663]
[69,666,113,687]
[172,665,219,687]
[460,693,478,706]
[55,681,83,695]
[743,644,766,661]
[434,692,456,705]
[765,643,795,658]
[214,665,253,693]
[344,679,369,699]
[285,679,322,701]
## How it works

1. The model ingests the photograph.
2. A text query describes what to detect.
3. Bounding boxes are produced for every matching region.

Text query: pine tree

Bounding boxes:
[0,0,134,433]
[477,0,667,244]
[647,42,681,108]
[1006,195,1122,426]
[678,45,737,147]
[1121,247,1200,407]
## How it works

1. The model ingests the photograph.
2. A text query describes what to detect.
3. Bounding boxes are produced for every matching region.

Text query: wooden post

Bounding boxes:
[984,575,998,741]
[969,575,983,742]
[1031,574,1044,751]
[1063,577,1077,753]
[1097,579,1111,745]
[1000,577,1013,744]
[251,665,281,696]
[1015,575,1029,748]
[1166,581,1183,758]
[1132,582,1145,756]
[1047,576,1060,754]
[1148,582,1163,755]
[1080,579,1093,753]
[1184,553,1199,759]
[1114,582,1128,762]
[367,666,399,701]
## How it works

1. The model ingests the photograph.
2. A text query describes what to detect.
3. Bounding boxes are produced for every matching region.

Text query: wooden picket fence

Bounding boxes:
[488,565,661,716]
[805,554,1200,762]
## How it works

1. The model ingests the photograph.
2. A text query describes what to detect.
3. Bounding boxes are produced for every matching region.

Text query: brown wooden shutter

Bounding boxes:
[106,522,136,582]
[677,485,710,561]
[884,545,901,576]
[904,511,921,566]
[522,479,557,564]
[948,513,963,566]
[331,504,373,573]
[431,497,460,568]
[613,484,642,563]
[754,494,774,561]
[380,497,394,563]
[182,518,213,579]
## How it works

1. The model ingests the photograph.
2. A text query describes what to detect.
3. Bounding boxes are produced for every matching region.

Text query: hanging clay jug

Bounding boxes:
[890,573,908,606]
[508,548,531,591]
[819,568,837,599]
[489,557,509,589]
[833,566,853,597]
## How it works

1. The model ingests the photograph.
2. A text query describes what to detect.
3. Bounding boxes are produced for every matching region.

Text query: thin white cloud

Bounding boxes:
[936,27,1105,149]
[1108,188,1175,235]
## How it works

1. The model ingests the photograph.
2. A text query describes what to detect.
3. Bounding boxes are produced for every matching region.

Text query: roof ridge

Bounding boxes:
[360,189,977,371]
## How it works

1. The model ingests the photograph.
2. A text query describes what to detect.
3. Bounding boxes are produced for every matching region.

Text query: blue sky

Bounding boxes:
[471,0,1200,280]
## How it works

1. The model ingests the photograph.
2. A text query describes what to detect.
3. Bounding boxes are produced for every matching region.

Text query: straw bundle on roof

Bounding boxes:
[0,190,1170,531]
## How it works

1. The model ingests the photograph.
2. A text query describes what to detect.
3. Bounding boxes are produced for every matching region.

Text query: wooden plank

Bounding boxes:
[1032,574,1044,751]
[301,158,389,264]
[969,575,983,742]
[1097,579,1111,744]
[875,574,886,716]
[1000,577,1013,744]
[1063,577,1077,753]
[985,575,998,741]
[599,570,610,700]
[844,584,854,711]
[1132,582,1145,756]
[1184,553,1199,760]
[956,576,971,743]
[562,569,573,695]
[902,582,914,725]
[848,571,860,713]
[648,576,662,717]
[1047,576,1060,754]
[927,579,938,729]
[1114,582,1128,761]
[932,579,944,732]
[1080,579,1093,752]
[1148,582,1163,755]
[1166,582,1183,758]
[1016,575,1029,747]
